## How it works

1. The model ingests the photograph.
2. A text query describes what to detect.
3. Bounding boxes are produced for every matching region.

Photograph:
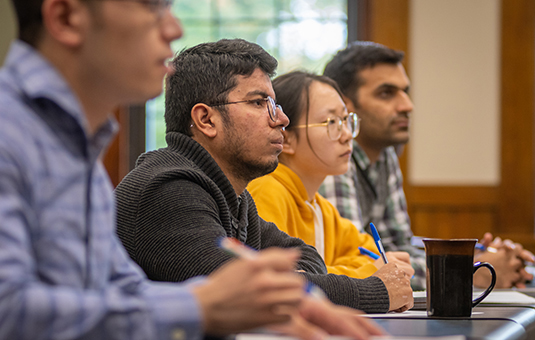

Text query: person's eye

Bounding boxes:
[326,118,338,126]
[378,89,396,99]
[251,99,265,107]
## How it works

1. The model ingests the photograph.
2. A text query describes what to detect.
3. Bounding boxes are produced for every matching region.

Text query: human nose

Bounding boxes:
[339,119,353,143]
[272,106,290,129]
[161,10,183,42]
[398,92,413,114]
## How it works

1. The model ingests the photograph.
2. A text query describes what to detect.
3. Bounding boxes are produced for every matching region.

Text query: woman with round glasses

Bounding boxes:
[248,71,414,280]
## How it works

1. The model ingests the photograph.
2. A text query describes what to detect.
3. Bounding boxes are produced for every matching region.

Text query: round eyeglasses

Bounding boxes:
[292,112,360,141]
[208,96,282,122]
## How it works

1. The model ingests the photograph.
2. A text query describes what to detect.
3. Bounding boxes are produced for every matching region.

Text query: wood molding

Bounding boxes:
[498,0,535,235]
[103,107,130,187]
[409,186,498,207]
[408,186,499,242]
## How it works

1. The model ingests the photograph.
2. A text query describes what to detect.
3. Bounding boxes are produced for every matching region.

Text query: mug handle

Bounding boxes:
[472,261,497,307]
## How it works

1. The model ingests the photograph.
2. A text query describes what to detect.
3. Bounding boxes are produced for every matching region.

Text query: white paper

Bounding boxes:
[414,291,426,298]
[363,310,428,318]
[236,334,465,340]
[414,290,535,304]
[476,290,535,304]
[363,311,484,318]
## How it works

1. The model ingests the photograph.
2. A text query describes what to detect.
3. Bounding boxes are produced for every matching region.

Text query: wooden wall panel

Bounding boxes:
[366,0,410,57]
[409,186,498,240]
[411,209,495,240]
[498,0,535,236]
[363,0,410,178]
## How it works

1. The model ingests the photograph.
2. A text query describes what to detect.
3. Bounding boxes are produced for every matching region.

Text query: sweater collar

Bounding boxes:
[163,131,241,216]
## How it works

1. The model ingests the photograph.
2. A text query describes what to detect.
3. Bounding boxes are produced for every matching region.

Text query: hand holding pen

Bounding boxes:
[364,225,415,278]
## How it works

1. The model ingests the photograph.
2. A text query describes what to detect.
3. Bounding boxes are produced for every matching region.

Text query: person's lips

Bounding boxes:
[272,138,283,145]
[392,117,410,128]
[271,137,284,149]
[340,149,352,158]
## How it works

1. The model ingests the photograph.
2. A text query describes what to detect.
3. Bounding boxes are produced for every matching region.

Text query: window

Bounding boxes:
[145,0,349,150]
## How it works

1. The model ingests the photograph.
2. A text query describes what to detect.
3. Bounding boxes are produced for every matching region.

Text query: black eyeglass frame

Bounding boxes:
[208,96,282,122]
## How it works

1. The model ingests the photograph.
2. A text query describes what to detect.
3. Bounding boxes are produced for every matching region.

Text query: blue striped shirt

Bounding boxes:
[0,40,203,340]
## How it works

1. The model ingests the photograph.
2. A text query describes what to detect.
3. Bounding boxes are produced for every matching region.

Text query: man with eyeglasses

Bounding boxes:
[0,0,385,338]
[114,39,413,317]
[116,39,413,312]
[319,41,535,291]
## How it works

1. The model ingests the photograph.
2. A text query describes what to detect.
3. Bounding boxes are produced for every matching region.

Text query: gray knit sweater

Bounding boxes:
[115,132,389,313]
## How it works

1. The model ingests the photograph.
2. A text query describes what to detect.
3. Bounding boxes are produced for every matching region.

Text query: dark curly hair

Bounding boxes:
[165,39,278,136]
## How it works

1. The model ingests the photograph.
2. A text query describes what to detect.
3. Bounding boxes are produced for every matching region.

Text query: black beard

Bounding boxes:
[227,149,279,183]
[221,114,280,183]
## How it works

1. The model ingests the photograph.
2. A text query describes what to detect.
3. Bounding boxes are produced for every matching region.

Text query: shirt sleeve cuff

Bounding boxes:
[142,279,205,340]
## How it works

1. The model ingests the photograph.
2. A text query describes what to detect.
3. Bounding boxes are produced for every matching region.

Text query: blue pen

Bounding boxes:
[369,223,388,264]
[358,246,380,260]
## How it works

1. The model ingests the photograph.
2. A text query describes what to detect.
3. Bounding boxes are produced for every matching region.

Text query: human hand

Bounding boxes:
[498,239,535,265]
[474,241,533,288]
[374,251,414,278]
[371,262,414,312]
[192,247,305,336]
[480,233,535,262]
[503,239,535,288]
[269,295,386,340]
[479,232,494,249]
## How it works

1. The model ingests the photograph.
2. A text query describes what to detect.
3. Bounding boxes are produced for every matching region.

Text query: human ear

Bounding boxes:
[191,104,218,138]
[42,0,88,47]
[282,129,296,155]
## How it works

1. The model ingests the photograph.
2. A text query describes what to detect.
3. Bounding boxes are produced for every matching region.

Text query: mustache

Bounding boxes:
[390,112,410,123]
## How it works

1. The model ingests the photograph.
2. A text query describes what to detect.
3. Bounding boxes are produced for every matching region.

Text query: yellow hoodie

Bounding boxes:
[248,164,380,279]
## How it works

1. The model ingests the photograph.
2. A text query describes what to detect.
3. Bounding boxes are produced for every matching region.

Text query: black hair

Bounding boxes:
[10,0,46,46]
[323,41,404,106]
[165,38,278,136]
[273,70,343,164]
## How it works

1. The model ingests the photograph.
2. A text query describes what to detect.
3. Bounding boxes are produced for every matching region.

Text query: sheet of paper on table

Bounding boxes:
[363,310,485,318]
[236,334,465,340]
[475,290,535,304]
[413,290,535,304]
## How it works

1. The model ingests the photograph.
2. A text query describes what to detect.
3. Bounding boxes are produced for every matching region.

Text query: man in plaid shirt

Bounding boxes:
[319,41,534,290]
